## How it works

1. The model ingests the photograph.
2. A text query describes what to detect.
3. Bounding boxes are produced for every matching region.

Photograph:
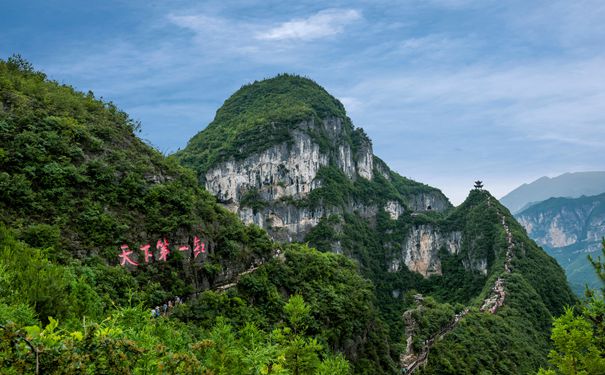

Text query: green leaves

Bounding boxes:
[175,74,349,176]
[538,304,605,375]
[284,294,311,334]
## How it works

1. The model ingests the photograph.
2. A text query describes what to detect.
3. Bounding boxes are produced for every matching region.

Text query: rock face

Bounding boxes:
[205,117,371,207]
[204,117,379,241]
[384,200,405,220]
[515,192,605,293]
[407,192,451,212]
[203,115,449,244]
[389,225,463,277]
[178,74,460,278]
[516,194,605,249]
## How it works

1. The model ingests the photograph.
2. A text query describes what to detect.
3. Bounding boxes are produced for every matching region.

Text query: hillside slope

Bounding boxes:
[178,74,577,374]
[500,171,605,214]
[0,57,274,294]
[0,58,393,373]
[175,74,451,244]
[516,193,605,294]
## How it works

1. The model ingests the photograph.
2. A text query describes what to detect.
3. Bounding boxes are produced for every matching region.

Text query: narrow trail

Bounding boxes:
[480,198,515,313]
[209,250,284,292]
[401,194,516,373]
[400,307,470,373]
[213,264,262,291]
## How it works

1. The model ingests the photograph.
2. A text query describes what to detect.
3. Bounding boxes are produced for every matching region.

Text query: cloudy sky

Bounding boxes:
[2,0,604,204]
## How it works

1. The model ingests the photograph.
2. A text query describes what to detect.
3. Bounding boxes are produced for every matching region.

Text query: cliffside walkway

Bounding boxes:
[480,203,515,313]
[210,249,284,292]
[402,195,516,373]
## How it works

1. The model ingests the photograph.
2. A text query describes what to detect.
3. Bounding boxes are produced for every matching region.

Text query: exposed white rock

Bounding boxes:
[390,225,463,277]
[384,201,405,220]
[337,144,355,178]
[205,117,374,208]
[205,128,328,204]
[408,192,449,212]
[355,143,373,180]
[548,218,577,247]
[238,205,326,242]
[204,117,379,241]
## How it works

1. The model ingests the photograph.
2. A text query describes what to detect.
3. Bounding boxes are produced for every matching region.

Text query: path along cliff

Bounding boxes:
[401,195,516,373]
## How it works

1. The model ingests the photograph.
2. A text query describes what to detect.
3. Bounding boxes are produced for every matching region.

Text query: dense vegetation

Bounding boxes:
[174,74,350,178]
[176,72,581,373]
[0,57,394,373]
[306,188,578,374]
[0,228,358,374]
[0,57,587,374]
[537,239,605,375]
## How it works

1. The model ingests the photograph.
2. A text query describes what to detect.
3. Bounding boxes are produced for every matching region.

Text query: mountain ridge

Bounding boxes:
[500,171,605,214]
[178,73,577,373]
[516,192,605,294]
[0,57,394,374]
[0,61,579,374]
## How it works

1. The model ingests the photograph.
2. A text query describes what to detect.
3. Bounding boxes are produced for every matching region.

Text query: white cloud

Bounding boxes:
[337,55,605,204]
[420,0,487,9]
[256,9,361,41]
[348,56,605,143]
[168,14,218,32]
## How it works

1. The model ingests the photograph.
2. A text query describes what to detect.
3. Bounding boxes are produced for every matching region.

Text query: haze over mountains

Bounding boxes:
[515,193,605,295]
[500,171,605,214]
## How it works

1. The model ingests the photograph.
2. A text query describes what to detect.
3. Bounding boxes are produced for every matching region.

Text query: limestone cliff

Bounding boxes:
[176,75,511,282]
[516,193,605,248]
[515,192,605,293]
[177,75,450,251]
[389,225,463,277]
[175,74,578,374]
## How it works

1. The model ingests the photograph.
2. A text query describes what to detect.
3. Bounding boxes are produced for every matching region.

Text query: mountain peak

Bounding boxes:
[216,73,347,124]
[175,73,350,176]
[500,171,605,213]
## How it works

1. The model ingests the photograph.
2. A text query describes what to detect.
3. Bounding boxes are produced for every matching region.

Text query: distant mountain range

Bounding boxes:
[500,171,605,214]
[515,192,605,295]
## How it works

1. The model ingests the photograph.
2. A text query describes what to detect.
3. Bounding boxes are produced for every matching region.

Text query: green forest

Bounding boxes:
[0,57,603,374]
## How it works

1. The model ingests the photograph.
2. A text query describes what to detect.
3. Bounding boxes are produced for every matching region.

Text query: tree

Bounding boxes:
[588,238,605,294]
[538,239,605,375]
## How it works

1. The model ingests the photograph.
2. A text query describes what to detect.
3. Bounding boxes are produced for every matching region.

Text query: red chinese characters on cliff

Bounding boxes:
[140,244,153,263]
[156,238,170,262]
[193,236,205,258]
[119,244,139,266]
[118,236,207,267]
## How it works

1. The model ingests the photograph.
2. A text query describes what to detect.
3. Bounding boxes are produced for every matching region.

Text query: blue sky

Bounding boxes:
[2,0,604,204]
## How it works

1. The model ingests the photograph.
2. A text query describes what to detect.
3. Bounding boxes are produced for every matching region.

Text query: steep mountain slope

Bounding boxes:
[0,58,392,373]
[0,57,274,294]
[516,193,605,294]
[500,171,605,214]
[178,74,577,373]
[175,74,451,244]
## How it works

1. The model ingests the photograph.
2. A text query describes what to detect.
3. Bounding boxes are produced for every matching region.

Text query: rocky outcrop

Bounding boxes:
[186,77,453,278]
[407,191,450,212]
[384,200,405,220]
[205,125,327,205]
[205,117,372,204]
[389,225,462,277]
[516,194,605,249]
[203,117,380,240]
[515,193,605,293]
